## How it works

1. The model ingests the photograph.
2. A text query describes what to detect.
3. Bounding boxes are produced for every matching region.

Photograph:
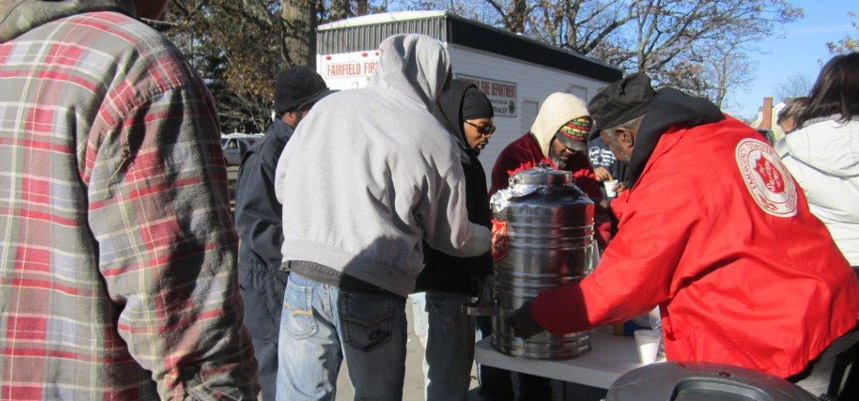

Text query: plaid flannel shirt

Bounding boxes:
[0,10,258,401]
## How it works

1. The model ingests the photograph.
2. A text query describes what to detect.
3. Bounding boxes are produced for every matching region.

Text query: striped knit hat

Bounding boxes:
[556,117,592,151]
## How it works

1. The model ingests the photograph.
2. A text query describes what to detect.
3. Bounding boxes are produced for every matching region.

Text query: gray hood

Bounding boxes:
[368,34,450,111]
[0,0,134,42]
[777,115,859,178]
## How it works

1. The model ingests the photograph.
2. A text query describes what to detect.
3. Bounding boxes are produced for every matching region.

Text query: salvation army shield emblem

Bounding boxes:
[735,138,797,217]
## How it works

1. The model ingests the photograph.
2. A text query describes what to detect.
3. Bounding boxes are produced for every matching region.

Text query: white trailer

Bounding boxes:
[316,11,621,175]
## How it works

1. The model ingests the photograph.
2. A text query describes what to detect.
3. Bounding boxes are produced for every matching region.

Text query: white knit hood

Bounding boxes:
[530,92,590,157]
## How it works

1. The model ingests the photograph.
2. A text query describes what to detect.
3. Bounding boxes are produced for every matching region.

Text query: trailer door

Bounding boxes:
[521,100,539,134]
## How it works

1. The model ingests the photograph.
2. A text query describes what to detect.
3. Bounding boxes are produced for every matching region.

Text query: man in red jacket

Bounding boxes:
[508,73,859,398]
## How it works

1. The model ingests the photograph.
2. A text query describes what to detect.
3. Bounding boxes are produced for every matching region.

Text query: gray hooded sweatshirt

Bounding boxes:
[274,34,491,297]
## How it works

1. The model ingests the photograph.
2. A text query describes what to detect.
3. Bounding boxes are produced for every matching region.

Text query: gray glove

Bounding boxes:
[506,301,545,339]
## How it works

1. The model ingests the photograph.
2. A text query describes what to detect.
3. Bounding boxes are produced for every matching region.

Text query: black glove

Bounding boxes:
[506,301,545,339]
[474,274,495,306]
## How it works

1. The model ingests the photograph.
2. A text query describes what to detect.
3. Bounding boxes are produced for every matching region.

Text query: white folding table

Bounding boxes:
[474,330,645,390]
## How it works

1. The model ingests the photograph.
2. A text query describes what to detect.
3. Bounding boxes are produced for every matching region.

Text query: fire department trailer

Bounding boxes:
[316,10,622,174]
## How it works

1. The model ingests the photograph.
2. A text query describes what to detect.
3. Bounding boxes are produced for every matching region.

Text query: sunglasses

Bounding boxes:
[465,120,496,136]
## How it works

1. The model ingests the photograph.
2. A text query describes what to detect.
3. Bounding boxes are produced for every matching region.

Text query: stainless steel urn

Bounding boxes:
[487,167,597,360]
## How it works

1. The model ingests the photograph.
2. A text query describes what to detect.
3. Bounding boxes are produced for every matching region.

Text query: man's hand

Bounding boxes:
[593,167,612,182]
[614,181,628,194]
[506,301,545,339]
[598,200,610,211]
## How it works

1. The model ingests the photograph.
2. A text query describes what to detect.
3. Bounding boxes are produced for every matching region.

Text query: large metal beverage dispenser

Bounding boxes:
[480,167,597,360]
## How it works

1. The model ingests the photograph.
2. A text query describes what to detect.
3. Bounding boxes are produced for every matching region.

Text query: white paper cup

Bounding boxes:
[604,179,618,198]
[634,329,660,365]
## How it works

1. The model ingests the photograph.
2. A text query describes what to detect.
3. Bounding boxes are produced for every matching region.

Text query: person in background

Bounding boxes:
[482,92,607,401]
[274,34,491,401]
[776,53,859,278]
[0,0,259,399]
[588,133,629,235]
[490,93,601,198]
[410,80,494,401]
[588,135,622,187]
[234,66,333,401]
[508,72,859,399]
[489,92,609,247]
[776,97,809,134]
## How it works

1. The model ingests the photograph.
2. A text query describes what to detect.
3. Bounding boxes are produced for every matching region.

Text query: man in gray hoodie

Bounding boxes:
[274,34,491,401]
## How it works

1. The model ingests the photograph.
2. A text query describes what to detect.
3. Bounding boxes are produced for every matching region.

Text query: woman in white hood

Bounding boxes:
[776,53,859,273]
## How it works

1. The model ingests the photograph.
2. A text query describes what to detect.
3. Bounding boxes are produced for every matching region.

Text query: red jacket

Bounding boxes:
[490,133,610,247]
[531,117,859,378]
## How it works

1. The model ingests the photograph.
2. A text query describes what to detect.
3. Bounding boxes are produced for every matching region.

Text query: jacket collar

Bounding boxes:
[267,118,295,144]
[1,0,135,42]
[629,89,724,186]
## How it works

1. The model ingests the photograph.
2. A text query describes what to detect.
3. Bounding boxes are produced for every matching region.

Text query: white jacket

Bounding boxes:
[274,34,491,296]
[776,116,859,266]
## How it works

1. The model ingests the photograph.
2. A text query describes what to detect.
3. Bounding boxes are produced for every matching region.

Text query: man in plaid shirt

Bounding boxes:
[0,0,259,400]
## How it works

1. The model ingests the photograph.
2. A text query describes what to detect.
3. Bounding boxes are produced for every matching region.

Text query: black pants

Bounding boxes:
[843,267,859,400]
[789,324,859,399]
[239,263,289,401]
[476,316,552,401]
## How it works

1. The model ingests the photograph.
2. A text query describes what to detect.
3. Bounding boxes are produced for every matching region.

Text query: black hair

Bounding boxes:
[795,53,859,127]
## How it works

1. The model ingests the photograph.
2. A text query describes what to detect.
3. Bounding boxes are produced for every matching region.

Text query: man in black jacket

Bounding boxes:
[410,80,494,401]
[234,66,332,401]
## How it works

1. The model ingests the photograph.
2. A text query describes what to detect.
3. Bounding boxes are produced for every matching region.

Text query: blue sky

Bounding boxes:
[725,0,857,119]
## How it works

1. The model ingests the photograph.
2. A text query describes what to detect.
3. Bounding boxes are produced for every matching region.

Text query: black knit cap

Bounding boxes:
[461,86,494,120]
[587,72,656,139]
[273,66,334,114]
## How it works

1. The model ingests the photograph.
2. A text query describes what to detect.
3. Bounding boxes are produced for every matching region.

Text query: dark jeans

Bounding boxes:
[476,316,552,401]
[840,346,859,401]
[239,263,289,401]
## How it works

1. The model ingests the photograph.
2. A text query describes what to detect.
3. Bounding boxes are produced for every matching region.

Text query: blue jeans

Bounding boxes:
[276,273,407,401]
[409,291,476,401]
